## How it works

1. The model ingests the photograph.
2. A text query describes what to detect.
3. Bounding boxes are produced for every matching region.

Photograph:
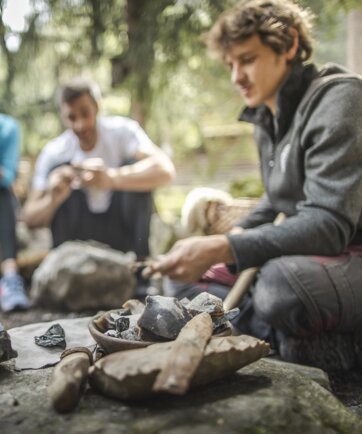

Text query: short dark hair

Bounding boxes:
[204,0,315,63]
[57,77,102,107]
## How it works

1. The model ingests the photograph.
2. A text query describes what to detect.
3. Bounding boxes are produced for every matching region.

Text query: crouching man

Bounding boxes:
[23,78,175,260]
[144,0,362,369]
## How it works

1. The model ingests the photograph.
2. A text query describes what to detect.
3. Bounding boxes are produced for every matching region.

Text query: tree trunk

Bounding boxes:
[126,0,157,127]
[347,9,362,74]
[110,0,172,127]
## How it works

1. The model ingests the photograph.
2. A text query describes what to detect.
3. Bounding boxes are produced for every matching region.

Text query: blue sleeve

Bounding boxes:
[0,116,20,187]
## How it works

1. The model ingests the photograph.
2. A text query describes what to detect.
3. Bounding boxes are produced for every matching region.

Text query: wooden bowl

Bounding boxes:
[88,311,155,353]
[89,310,232,354]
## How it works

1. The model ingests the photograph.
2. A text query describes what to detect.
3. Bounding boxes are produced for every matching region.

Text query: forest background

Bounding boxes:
[1,0,361,221]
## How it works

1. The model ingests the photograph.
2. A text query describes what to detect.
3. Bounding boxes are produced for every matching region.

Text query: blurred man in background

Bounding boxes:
[23,78,175,260]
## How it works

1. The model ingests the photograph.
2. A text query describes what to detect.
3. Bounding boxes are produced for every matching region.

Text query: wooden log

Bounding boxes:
[152,312,213,395]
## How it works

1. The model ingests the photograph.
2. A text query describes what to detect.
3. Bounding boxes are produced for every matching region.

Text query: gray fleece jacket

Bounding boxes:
[227,62,362,272]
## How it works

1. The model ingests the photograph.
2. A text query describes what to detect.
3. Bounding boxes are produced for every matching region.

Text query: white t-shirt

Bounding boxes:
[32,116,154,212]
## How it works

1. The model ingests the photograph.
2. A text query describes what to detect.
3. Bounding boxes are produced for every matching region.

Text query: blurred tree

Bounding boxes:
[0,0,360,158]
[111,0,174,126]
[300,0,362,73]
[0,0,40,109]
[346,7,362,74]
[110,0,233,126]
[0,0,232,134]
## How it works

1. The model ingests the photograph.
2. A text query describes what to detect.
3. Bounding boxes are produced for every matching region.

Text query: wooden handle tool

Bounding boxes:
[48,347,93,413]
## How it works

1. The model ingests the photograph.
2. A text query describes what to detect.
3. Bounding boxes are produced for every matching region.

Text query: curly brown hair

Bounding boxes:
[204,0,315,63]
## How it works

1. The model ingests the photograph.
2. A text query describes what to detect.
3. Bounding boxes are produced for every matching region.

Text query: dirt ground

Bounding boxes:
[2,307,362,418]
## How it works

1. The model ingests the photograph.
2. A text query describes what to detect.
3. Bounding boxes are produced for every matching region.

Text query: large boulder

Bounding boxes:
[31,241,136,312]
[0,357,361,433]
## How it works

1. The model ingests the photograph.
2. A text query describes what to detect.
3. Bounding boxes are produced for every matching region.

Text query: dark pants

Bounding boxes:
[0,187,17,261]
[168,249,362,342]
[51,189,153,258]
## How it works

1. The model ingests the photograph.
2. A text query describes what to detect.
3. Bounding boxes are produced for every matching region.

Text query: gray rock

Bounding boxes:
[0,392,18,407]
[138,295,192,339]
[0,323,17,363]
[262,357,331,391]
[0,358,361,433]
[31,241,136,312]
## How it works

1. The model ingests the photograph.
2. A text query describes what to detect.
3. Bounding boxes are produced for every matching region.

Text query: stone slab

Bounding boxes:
[0,358,361,434]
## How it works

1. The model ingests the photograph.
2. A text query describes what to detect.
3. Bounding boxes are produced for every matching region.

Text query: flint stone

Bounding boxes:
[115,317,130,333]
[0,358,361,434]
[138,295,192,340]
[0,323,17,363]
[120,326,141,341]
[187,292,224,317]
[31,241,136,312]
[34,323,66,349]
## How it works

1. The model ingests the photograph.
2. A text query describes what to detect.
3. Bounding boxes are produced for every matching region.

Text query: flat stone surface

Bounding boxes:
[8,317,95,370]
[262,357,331,390]
[1,357,361,434]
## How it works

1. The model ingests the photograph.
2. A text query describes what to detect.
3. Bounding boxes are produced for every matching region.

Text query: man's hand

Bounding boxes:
[48,165,75,206]
[229,226,244,235]
[74,158,113,190]
[143,235,235,282]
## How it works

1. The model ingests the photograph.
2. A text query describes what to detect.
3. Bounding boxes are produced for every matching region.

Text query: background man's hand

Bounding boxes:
[143,235,235,282]
[48,165,75,205]
[74,158,113,190]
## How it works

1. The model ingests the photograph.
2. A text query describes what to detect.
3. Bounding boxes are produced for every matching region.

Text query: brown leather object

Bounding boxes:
[89,335,270,400]
[153,312,213,395]
[48,347,93,413]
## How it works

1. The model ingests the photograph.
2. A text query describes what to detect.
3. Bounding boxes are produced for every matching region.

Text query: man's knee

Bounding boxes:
[252,258,302,331]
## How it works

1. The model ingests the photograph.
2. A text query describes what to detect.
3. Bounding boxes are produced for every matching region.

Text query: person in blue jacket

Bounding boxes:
[0,114,29,312]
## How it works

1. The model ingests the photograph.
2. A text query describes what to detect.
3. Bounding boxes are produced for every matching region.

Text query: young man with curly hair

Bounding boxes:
[145,0,362,369]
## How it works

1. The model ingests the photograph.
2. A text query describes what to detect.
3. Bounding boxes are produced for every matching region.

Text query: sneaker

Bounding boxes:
[0,273,29,312]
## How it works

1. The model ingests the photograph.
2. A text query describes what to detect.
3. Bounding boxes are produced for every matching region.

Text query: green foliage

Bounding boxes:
[155,186,188,223]
[229,175,264,198]
[0,0,359,165]
[0,0,241,155]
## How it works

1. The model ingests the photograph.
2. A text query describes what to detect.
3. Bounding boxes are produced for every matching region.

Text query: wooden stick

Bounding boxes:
[223,212,286,311]
[223,267,258,311]
[152,312,213,395]
[48,347,93,413]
